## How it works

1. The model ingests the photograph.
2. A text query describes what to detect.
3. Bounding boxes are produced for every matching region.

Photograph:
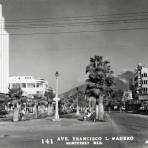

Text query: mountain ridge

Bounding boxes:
[60,71,134,97]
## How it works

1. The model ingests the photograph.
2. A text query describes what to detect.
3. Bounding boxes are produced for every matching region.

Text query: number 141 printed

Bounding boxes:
[41,138,54,144]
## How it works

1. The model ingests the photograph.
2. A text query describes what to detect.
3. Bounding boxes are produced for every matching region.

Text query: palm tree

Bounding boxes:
[44,89,55,115]
[86,55,114,120]
[8,87,23,102]
[8,87,23,121]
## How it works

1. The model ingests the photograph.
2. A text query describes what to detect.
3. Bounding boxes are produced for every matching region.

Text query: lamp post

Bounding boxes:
[76,88,80,115]
[53,71,60,121]
[55,71,59,98]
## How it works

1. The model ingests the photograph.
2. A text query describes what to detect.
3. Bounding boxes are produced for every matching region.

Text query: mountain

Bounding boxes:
[118,71,134,82]
[114,70,134,90]
[60,71,134,97]
[59,84,86,98]
[114,77,129,91]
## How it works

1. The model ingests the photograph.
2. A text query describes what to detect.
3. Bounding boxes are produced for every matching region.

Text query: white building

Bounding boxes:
[134,64,148,95]
[123,90,133,101]
[9,76,49,97]
[0,4,9,93]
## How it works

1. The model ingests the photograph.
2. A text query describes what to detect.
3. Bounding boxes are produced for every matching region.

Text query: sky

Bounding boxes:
[1,0,148,93]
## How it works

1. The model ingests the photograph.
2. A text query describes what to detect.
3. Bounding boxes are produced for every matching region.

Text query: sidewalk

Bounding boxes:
[108,110,148,118]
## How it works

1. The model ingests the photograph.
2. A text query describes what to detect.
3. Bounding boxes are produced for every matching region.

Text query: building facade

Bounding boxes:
[9,76,49,97]
[134,64,148,100]
[123,90,133,101]
[0,4,9,93]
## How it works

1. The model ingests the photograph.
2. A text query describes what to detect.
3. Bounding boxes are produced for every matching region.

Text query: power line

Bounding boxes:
[1,26,148,36]
[7,17,148,25]
[4,14,148,24]
[2,12,148,26]
[1,11,148,32]
[4,10,148,23]
[1,10,148,30]
[3,17,148,30]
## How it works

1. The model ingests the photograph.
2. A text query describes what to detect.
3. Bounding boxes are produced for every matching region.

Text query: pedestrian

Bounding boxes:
[13,104,19,122]
[20,107,25,121]
[119,106,122,113]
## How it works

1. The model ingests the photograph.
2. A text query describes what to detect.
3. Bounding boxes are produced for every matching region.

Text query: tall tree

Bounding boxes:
[86,55,114,120]
[44,88,55,115]
[8,87,23,101]
[110,89,124,107]
[44,88,55,103]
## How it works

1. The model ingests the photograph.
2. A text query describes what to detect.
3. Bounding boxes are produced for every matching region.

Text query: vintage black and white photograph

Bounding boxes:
[0,0,148,148]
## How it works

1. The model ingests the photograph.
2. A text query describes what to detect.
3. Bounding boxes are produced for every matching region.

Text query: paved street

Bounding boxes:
[109,112,148,148]
[0,112,148,148]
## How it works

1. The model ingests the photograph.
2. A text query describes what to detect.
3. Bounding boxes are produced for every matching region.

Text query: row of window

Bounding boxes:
[142,80,148,84]
[142,73,148,77]
[143,87,148,92]
[17,76,32,80]
[10,82,44,89]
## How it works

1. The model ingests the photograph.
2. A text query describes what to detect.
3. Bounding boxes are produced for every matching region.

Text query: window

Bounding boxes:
[27,83,35,88]
[12,83,20,88]
[25,76,32,79]
[143,73,148,77]
[21,83,26,88]
[143,87,148,92]
[36,82,43,88]
[142,80,148,84]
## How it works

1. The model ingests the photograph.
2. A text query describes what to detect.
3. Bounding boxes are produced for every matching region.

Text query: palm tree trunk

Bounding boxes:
[89,96,96,113]
[96,95,104,121]
[96,103,99,120]
[89,97,92,112]
[47,103,53,115]
[33,104,38,119]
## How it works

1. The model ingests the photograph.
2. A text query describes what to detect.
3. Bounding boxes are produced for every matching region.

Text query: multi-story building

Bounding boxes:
[134,64,148,100]
[9,76,49,97]
[0,4,9,93]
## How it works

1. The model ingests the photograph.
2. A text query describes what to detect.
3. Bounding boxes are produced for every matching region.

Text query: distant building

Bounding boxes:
[9,76,49,97]
[0,4,9,93]
[123,90,133,101]
[134,64,148,100]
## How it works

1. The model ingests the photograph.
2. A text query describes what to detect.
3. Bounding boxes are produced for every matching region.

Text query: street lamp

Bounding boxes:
[55,71,59,97]
[76,88,80,115]
[53,71,60,121]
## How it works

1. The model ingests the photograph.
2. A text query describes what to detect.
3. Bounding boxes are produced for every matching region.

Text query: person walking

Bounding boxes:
[20,107,25,121]
[13,104,19,122]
